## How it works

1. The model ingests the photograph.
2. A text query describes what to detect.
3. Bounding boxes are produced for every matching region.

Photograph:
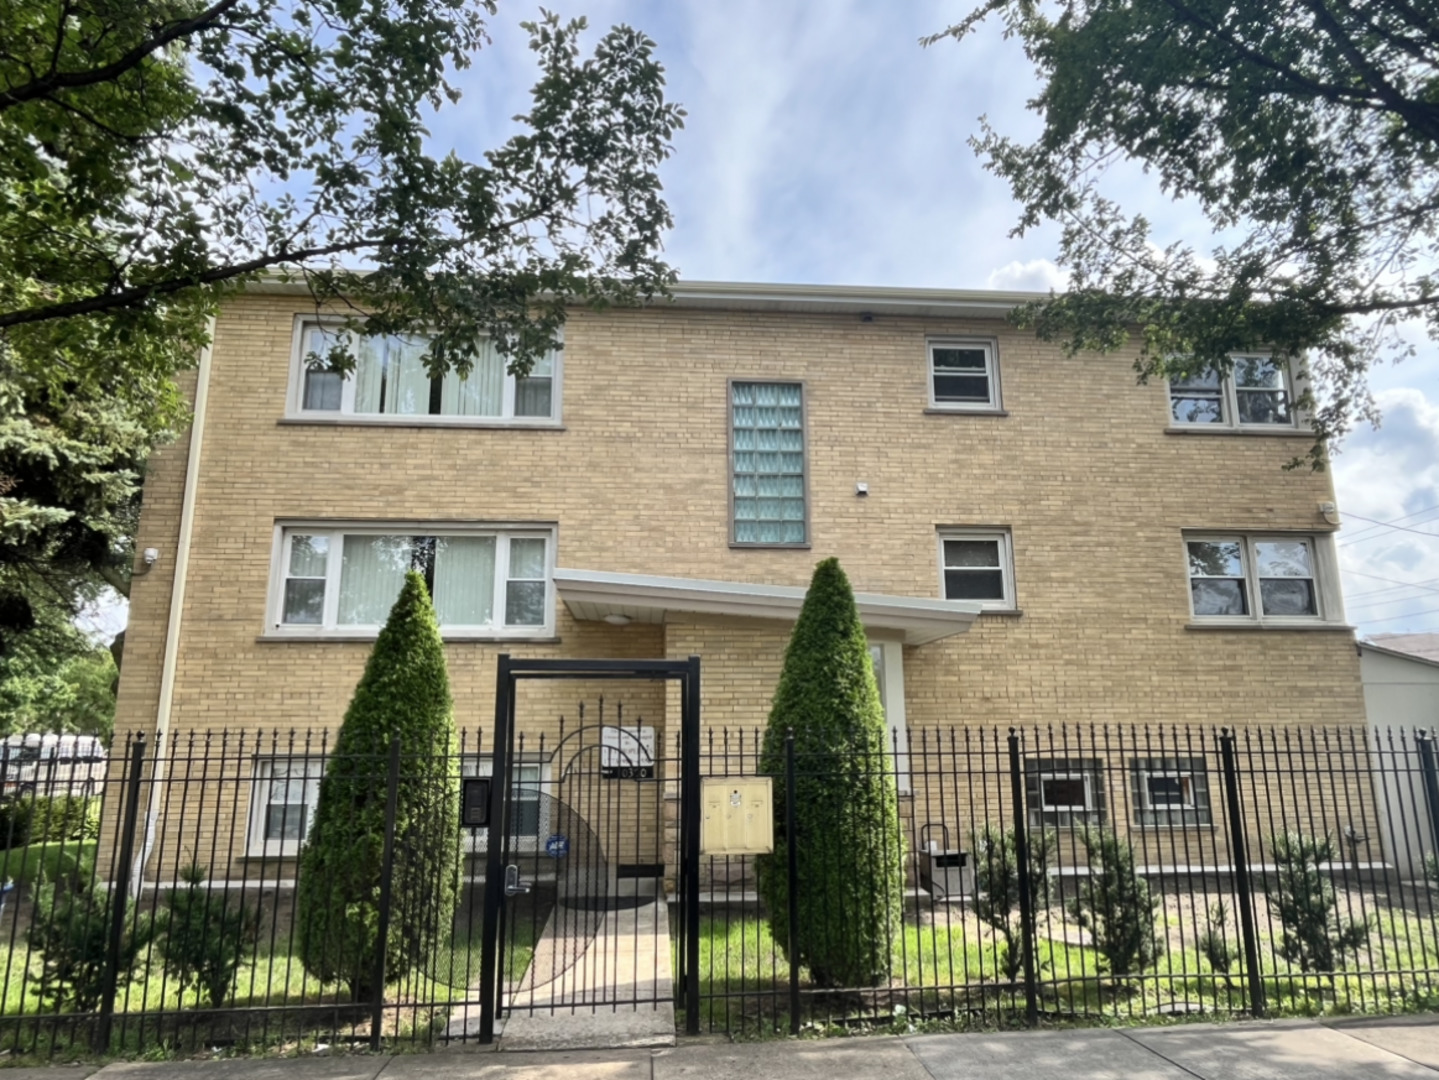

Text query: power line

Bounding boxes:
[1341,567,1439,596]
[1339,502,1439,544]
[1341,511,1439,545]
[1357,604,1439,626]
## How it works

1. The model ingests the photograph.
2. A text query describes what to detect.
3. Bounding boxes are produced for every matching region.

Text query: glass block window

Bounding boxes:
[1026,757,1106,828]
[1131,757,1213,827]
[731,382,807,545]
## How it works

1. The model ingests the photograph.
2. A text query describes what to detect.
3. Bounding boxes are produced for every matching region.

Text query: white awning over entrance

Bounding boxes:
[552,568,982,646]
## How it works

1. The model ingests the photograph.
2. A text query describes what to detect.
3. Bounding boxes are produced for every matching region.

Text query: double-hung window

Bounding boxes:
[247,758,324,857]
[928,339,1001,411]
[1185,535,1328,623]
[731,382,807,546]
[291,322,558,424]
[271,525,554,637]
[1169,357,1296,430]
[937,529,1015,610]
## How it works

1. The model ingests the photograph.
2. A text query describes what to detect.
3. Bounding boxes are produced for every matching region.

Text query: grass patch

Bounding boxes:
[0,840,96,888]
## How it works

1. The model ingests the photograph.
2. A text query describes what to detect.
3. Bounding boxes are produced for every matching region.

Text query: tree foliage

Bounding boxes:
[296,571,460,1001]
[928,0,1439,465]
[756,558,904,989]
[0,603,116,737]
[1066,827,1163,979]
[1269,831,1370,974]
[972,823,1052,982]
[0,0,682,645]
[158,862,257,1008]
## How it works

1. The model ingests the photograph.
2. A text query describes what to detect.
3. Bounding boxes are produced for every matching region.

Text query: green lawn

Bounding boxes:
[679,902,1439,1037]
[0,839,96,888]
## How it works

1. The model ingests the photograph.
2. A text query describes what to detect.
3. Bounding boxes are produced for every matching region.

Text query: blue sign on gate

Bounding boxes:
[545,833,570,858]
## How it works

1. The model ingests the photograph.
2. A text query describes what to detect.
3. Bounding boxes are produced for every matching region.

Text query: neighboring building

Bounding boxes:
[113,281,1365,878]
[1358,638,1439,875]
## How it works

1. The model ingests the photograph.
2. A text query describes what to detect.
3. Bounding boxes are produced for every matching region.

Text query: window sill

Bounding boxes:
[278,416,565,432]
[1184,621,1353,633]
[729,542,813,551]
[977,607,1023,618]
[257,633,562,644]
[1164,425,1314,439]
[924,407,1009,418]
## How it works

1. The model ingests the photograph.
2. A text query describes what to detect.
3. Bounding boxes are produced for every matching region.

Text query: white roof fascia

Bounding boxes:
[243,276,1048,320]
[553,567,982,646]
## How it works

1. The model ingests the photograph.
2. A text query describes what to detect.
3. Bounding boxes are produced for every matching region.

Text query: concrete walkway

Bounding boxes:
[15,1017,1439,1080]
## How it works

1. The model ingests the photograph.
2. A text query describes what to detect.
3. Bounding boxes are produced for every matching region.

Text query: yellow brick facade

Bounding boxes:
[111,287,1365,878]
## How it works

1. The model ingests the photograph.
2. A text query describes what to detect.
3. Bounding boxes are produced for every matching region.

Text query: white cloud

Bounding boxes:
[986,259,1067,292]
[1334,387,1439,635]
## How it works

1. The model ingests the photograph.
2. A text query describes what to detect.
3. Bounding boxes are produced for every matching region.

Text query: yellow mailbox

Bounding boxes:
[700,777,774,855]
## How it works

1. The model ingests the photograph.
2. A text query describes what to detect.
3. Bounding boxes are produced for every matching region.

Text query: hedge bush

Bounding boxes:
[0,795,100,849]
[757,558,904,988]
[296,571,461,1001]
[1067,827,1164,979]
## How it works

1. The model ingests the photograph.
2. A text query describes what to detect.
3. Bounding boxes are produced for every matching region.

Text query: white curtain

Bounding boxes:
[433,536,497,626]
[441,342,504,417]
[338,535,412,624]
[353,336,386,414]
[353,335,432,415]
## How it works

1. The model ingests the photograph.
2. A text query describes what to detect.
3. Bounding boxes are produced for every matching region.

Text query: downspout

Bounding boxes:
[132,317,216,891]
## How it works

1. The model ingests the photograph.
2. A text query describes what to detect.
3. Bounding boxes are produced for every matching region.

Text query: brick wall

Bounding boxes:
[111,293,1365,878]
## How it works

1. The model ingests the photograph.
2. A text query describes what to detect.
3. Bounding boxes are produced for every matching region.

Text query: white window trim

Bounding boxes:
[1166,355,1305,432]
[1136,770,1197,812]
[926,338,1003,412]
[1038,772,1094,814]
[462,757,552,854]
[1183,531,1344,627]
[246,757,324,858]
[285,316,563,427]
[868,640,910,794]
[936,528,1017,612]
[265,521,558,640]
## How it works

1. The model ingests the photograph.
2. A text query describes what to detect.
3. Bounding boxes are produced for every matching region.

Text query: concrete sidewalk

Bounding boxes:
[11,1016,1439,1080]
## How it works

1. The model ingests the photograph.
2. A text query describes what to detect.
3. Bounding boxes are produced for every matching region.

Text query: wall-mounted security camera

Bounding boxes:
[856,482,869,497]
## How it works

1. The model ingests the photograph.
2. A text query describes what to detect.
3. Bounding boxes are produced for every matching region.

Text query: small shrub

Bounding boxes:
[1269,831,1370,974]
[1424,852,1438,889]
[158,862,257,1008]
[29,860,153,1011]
[31,796,100,842]
[757,558,905,989]
[1199,901,1234,976]
[971,823,1052,982]
[1066,827,1163,980]
[0,799,34,848]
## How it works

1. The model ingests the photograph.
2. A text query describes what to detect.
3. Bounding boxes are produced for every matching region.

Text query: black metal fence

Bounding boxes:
[690,723,1439,1035]
[1,722,1438,1055]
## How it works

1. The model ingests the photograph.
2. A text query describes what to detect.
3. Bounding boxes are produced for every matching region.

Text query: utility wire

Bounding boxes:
[1341,511,1439,545]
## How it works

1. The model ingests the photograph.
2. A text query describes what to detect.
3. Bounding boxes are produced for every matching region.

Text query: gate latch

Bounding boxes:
[504,863,530,897]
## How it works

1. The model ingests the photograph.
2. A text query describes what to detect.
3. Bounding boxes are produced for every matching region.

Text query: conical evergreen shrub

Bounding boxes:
[757,558,904,987]
[296,571,460,1000]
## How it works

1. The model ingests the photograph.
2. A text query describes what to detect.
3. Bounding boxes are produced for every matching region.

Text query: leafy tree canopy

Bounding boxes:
[927,0,1439,466]
[0,602,116,737]
[0,0,682,643]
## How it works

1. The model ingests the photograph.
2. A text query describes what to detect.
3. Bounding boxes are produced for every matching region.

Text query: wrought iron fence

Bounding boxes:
[690,723,1439,1035]
[0,721,1436,1055]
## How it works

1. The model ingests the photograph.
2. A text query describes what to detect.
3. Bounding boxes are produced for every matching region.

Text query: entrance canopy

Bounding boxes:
[553,568,982,646]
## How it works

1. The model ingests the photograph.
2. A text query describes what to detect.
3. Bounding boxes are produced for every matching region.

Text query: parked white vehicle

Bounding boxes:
[0,734,107,797]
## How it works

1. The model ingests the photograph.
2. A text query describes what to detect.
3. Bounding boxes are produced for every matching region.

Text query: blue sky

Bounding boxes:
[84,2,1439,642]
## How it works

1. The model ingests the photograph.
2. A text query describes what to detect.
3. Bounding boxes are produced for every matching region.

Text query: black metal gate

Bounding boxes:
[476,656,701,1043]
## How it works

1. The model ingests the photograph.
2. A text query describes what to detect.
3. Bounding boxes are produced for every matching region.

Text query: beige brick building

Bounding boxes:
[112,280,1364,878]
